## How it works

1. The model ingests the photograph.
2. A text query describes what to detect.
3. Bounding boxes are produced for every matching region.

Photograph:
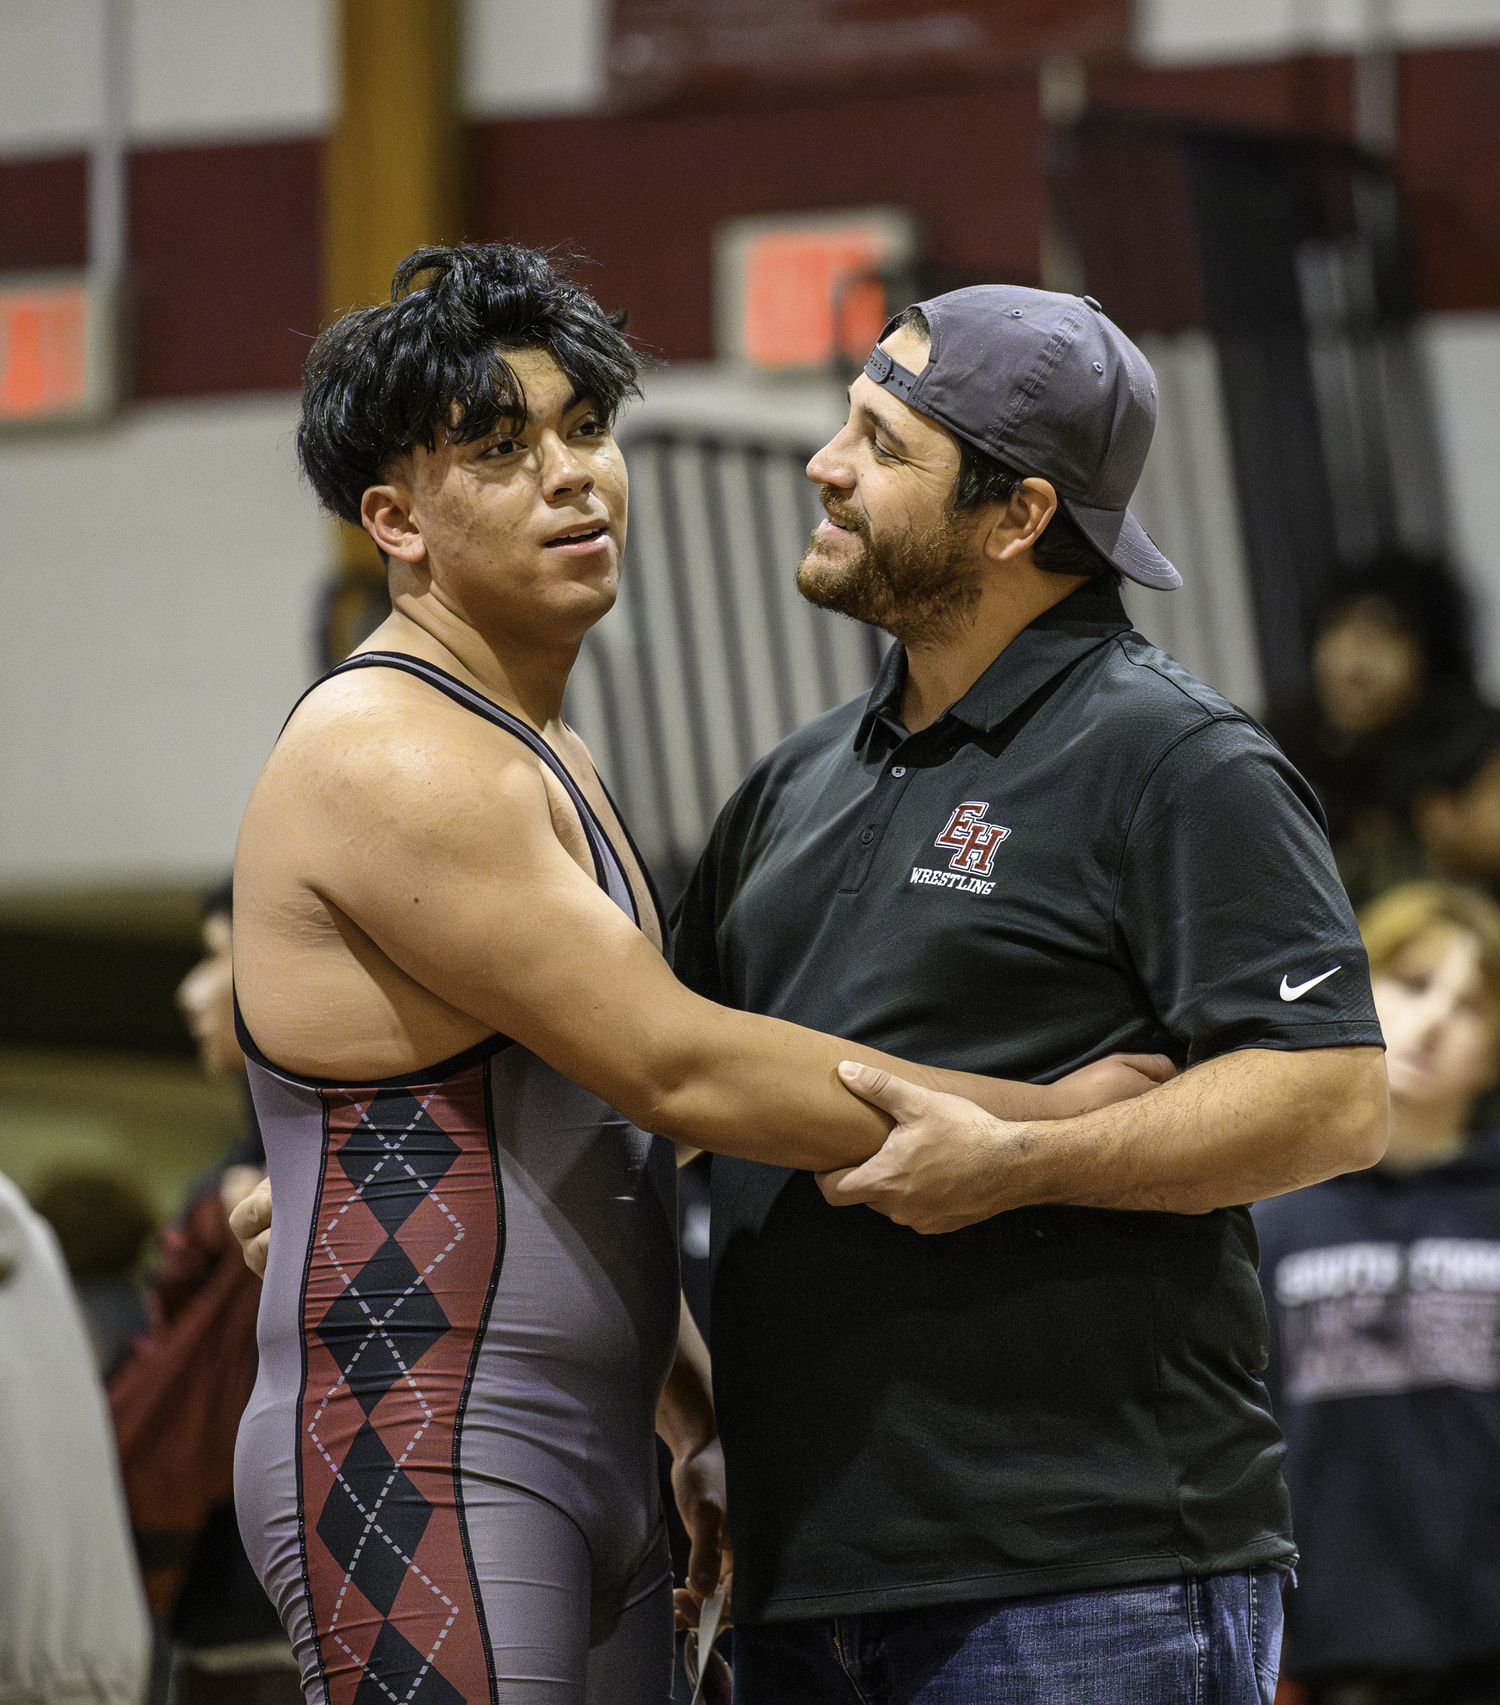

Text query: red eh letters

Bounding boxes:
[934,801,1010,875]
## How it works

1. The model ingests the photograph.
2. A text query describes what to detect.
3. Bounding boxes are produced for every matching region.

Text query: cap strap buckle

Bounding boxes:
[864,346,920,401]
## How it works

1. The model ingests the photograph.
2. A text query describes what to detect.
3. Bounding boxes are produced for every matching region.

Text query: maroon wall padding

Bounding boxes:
[1093,46,1500,316]
[1090,54,1355,137]
[1398,45,1500,312]
[471,45,1497,364]
[609,0,1131,107]
[0,45,1492,400]
[129,139,321,397]
[469,78,1049,362]
[0,154,90,272]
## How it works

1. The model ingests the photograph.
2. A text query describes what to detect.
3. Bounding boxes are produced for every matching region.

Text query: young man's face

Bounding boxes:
[798,323,984,644]
[391,346,629,645]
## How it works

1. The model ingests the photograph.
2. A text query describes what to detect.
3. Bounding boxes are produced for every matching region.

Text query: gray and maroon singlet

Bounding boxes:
[233,654,681,1705]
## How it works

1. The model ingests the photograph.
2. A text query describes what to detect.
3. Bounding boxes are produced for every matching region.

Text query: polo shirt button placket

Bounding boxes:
[839,745,920,893]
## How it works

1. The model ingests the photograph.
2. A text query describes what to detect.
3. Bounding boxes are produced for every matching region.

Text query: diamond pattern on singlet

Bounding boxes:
[274,652,652,1705]
[298,1067,501,1705]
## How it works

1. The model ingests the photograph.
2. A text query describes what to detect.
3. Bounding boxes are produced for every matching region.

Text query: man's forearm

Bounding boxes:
[823,1044,1388,1234]
[639,1009,1168,1173]
[636,1001,1061,1171]
[656,1296,715,1458]
[980,1044,1388,1216]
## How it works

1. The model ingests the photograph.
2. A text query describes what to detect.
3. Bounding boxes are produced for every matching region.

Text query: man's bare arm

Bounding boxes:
[238,693,1162,1175]
[818,1045,1387,1233]
[655,1299,731,1627]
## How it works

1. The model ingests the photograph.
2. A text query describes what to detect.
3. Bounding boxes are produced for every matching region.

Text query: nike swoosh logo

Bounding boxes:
[1280,966,1342,1001]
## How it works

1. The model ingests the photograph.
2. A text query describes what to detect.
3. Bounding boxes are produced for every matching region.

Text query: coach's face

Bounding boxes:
[363,346,628,645]
[799,323,981,643]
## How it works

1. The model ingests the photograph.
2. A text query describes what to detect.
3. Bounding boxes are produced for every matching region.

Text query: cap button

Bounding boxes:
[1083,295,1102,311]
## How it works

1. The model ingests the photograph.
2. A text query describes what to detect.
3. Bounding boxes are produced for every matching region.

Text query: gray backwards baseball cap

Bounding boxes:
[865,284,1181,590]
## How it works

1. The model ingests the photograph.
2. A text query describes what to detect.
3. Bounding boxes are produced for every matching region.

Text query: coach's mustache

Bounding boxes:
[818,486,872,542]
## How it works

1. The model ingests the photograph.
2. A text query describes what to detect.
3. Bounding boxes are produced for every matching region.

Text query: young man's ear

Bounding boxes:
[361,484,425,565]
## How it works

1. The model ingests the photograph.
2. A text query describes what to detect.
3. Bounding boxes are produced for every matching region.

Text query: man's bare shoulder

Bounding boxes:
[233,660,667,1079]
[238,665,570,930]
[253,666,545,822]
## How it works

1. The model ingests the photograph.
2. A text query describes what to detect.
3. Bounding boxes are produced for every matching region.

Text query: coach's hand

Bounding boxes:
[817,1064,1016,1233]
[820,1053,1175,1230]
[229,1175,273,1277]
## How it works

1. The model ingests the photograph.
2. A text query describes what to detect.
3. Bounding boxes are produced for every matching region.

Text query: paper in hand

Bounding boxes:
[684,1588,730,1705]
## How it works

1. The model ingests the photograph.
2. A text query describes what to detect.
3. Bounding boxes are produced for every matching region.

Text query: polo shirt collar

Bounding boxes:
[856,579,1133,748]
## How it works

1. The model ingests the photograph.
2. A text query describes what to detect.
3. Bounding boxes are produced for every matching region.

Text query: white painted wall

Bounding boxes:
[130,0,335,146]
[2,0,1496,159]
[0,0,608,160]
[0,396,327,887]
[462,0,608,117]
[1139,0,1500,64]
[1421,312,1500,698]
[0,0,108,158]
[0,0,334,155]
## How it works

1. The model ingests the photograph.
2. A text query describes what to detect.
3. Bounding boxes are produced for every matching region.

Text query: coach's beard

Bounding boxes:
[796,488,982,647]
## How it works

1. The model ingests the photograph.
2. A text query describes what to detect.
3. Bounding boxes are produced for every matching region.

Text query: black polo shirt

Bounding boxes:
[670,579,1384,1624]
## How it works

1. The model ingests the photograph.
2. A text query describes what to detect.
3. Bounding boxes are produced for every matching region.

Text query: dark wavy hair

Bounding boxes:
[297,243,642,525]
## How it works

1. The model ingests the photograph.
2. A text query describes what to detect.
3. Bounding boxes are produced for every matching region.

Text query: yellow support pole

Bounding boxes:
[322,0,464,642]
[325,0,463,321]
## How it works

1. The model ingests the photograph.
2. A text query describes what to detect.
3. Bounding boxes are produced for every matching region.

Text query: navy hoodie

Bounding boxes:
[1254,1133,1500,1679]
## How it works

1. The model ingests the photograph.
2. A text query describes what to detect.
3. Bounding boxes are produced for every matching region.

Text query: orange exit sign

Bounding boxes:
[742,230,891,369]
[717,208,917,371]
[0,274,118,425]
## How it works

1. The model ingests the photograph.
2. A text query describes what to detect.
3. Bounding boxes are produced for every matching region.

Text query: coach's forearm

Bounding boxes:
[983,1045,1388,1216]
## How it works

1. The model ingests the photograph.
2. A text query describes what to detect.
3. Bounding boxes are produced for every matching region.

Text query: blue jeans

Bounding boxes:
[733,1569,1285,1704]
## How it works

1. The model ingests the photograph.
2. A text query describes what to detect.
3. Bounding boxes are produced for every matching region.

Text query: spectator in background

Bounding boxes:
[1267,556,1485,911]
[175,878,265,1213]
[109,880,296,1705]
[1255,881,1500,1703]
[1400,711,1500,895]
[31,1165,155,1376]
[25,884,262,1385]
[0,1167,152,1705]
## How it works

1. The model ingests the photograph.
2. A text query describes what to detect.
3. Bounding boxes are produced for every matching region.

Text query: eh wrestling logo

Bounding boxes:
[909,801,1010,896]
[934,800,1009,874]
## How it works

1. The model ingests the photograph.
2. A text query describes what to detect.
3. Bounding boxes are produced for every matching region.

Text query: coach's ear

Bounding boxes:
[986,477,1058,565]
[361,480,426,566]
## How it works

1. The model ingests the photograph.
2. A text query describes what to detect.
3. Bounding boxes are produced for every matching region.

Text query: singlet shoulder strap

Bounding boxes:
[291,651,635,918]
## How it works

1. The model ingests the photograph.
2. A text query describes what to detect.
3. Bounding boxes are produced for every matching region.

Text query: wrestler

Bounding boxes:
[230,244,1167,1705]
